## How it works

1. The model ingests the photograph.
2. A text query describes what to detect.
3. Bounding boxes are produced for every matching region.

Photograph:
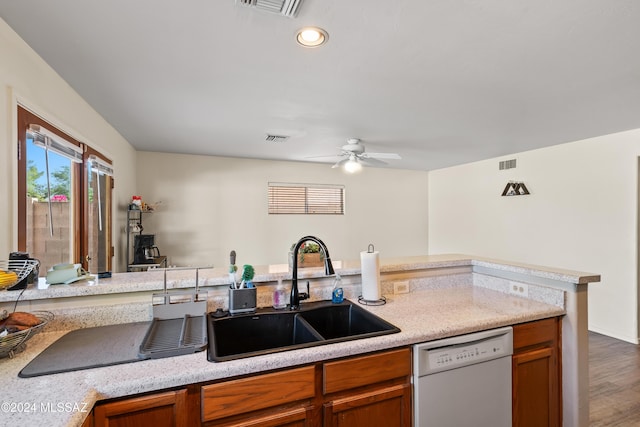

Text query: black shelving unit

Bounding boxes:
[126,209,166,272]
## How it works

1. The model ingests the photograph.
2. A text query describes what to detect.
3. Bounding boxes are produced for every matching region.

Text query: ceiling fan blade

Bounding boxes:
[331,158,349,168]
[361,152,402,160]
[305,154,343,159]
[359,157,388,166]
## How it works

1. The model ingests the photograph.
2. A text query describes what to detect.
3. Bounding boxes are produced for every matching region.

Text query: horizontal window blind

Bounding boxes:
[268,183,344,215]
[28,124,84,163]
[89,155,114,176]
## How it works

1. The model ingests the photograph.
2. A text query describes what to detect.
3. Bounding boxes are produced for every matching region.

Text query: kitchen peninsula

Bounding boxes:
[0,254,599,427]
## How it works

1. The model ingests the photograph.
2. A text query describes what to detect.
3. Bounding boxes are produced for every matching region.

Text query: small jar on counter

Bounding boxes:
[273,278,287,309]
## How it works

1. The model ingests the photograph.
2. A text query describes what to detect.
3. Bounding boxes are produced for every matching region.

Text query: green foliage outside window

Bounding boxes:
[27,161,71,201]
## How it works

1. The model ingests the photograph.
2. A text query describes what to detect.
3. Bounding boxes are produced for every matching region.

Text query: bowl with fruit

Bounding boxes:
[0,310,53,358]
[0,259,39,290]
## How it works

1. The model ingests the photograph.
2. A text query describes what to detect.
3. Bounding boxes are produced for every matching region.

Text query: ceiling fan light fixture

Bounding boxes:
[296,27,328,48]
[343,156,362,173]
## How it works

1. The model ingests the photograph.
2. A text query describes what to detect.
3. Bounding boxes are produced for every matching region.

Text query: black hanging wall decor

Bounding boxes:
[501,182,530,196]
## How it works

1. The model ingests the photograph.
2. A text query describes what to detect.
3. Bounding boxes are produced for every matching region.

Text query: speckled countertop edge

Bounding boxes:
[0,254,599,303]
[0,285,565,427]
[470,257,601,284]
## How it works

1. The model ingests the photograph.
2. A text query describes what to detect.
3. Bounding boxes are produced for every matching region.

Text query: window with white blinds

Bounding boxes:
[268,183,345,215]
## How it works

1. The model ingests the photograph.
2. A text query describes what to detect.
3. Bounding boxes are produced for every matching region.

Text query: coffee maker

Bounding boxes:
[133,234,161,264]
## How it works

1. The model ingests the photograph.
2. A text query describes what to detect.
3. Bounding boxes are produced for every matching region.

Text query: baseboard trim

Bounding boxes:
[588,326,639,344]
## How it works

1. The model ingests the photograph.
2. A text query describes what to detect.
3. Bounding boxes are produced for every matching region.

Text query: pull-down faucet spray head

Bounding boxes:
[290,235,334,310]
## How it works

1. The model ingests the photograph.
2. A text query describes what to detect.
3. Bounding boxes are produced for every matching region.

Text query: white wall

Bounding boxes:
[136,152,429,268]
[0,17,137,271]
[428,129,640,343]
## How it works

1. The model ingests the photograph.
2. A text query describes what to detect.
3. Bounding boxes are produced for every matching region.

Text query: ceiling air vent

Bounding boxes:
[265,134,289,142]
[236,0,304,18]
[499,159,517,170]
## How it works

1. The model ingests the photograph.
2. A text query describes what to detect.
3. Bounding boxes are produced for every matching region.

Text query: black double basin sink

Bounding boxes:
[207,300,400,361]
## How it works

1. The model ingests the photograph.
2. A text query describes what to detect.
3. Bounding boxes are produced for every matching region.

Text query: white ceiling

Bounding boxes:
[1,0,639,171]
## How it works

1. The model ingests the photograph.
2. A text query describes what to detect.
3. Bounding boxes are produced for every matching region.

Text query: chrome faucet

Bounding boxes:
[290,235,335,310]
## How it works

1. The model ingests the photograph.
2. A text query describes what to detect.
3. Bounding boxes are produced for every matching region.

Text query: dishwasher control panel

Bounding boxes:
[429,338,508,369]
[414,326,513,376]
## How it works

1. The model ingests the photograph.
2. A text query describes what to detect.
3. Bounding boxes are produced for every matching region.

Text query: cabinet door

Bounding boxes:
[513,347,557,427]
[323,383,411,427]
[322,348,412,427]
[512,318,560,427]
[208,406,314,427]
[81,411,94,427]
[93,389,187,427]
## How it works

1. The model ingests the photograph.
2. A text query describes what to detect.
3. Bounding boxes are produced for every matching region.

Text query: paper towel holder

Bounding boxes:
[358,243,387,306]
[358,295,387,306]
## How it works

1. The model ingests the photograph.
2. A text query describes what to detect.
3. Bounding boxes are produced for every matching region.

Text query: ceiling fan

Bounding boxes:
[309,139,402,173]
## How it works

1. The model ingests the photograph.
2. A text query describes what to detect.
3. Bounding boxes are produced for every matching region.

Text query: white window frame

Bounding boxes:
[268,182,345,215]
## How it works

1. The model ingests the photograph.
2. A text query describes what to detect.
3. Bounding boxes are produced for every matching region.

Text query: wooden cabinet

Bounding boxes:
[322,348,412,427]
[512,317,561,427]
[200,348,411,427]
[201,366,316,426]
[89,348,411,427]
[93,389,188,427]
[322,384,410,427]
[85,319,564,427]
[81,411,94,427]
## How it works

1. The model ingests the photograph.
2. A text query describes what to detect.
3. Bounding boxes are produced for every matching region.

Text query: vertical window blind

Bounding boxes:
[268,183,345,215]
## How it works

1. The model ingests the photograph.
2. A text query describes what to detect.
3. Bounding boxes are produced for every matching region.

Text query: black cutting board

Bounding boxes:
[19,321,151,378]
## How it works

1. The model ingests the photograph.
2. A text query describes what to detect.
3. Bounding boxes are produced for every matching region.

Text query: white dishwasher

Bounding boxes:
[413,326,513,427]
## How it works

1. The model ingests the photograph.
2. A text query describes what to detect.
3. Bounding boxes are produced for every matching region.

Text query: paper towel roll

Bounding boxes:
[360,250,381,301]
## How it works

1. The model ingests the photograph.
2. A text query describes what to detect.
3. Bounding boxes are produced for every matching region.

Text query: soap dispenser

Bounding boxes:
[332,274,344,303]
[273,278,287,309]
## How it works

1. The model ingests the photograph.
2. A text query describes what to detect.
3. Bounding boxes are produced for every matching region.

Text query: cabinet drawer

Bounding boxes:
[201,366,315,422]
[513,317,559,352]
[94,389,187,427]
[323,348,411,394]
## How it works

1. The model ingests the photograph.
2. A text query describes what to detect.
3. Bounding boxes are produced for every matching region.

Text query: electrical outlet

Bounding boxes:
[509,282,529,298]
[394,281,410,294]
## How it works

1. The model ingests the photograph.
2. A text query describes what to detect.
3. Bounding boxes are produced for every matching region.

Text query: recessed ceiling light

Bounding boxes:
[296,27,328,48]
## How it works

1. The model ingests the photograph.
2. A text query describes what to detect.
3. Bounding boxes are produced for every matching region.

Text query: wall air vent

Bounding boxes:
[265,134,289,142]
[499,159,517,170]
[236,0,304,18]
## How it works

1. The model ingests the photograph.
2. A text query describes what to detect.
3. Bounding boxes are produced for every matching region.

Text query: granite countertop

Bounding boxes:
[0,284,565,427]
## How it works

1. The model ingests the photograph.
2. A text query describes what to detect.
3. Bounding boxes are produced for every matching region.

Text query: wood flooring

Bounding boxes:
[589,331,640,426]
